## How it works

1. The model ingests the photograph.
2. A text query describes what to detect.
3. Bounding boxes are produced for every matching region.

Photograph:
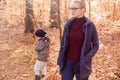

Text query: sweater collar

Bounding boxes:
[74,16,85,22]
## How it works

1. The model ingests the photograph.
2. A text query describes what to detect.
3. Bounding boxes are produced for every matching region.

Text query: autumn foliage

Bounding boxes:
[0,0,120,80]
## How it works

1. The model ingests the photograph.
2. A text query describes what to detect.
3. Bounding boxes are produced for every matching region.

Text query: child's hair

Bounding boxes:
[35,29,46,37]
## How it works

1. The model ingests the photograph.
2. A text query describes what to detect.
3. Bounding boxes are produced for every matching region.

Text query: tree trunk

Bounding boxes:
[24,0,34,33]
[64,0,68,21]
[50,0,59,28]
[88,0,91,19]
[56,0,62,41]
[38,1,43,27]
[0,0,7,4]
[113,0,116,22]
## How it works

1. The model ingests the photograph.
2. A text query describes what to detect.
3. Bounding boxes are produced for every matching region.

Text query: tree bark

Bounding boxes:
[50,0,59,28]
[24,0,34,33]
[56,0,62,41]
[64,0,68,21]
[0,0,7,4]
[113,0,116,22]
[88,0,91,19]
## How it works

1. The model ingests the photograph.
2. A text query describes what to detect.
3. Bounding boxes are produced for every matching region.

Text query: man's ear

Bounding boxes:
[83,8,86,13]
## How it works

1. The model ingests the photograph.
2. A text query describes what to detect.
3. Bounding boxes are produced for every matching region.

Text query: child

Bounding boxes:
[34,29,50,80]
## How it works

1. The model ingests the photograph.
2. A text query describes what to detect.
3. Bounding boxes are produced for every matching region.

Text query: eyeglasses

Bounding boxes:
[69,7,83,11]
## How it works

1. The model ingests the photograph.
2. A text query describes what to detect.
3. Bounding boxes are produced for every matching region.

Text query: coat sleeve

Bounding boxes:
[44,37,51,47]
[35,41,45,51]
[57,18,73,65]
[87,23,99,58]
[57,26,66,65]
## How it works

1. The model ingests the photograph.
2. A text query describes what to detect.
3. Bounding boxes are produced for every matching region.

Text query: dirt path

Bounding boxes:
[0,25,35,80]
[0,25,59,80]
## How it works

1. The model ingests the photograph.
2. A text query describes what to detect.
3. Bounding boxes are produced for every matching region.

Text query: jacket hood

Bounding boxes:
[84,17,92,26]
[69,16,92,26]
[65,16,92,31]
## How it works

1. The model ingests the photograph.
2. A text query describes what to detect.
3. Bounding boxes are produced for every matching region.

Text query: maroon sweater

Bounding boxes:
[66,16,85,62]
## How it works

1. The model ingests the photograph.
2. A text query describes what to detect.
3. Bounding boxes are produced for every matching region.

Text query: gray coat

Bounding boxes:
[35,37,50,62]
[57,17,99,79]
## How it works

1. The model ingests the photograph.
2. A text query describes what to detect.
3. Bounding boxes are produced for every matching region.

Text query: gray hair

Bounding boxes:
[73,0,86,9]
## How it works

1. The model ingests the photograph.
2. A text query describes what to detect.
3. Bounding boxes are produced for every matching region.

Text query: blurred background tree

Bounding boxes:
[24,0,34,34]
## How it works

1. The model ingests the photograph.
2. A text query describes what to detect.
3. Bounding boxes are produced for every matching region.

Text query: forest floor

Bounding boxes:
[0,22,120,80]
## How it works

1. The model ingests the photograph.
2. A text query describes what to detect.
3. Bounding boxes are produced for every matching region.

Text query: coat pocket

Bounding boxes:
[85,56,92,70]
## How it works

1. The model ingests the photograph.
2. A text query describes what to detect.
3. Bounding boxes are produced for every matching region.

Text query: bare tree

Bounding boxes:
[88,0,91,19]
[24,0,34,34]
[64,0,68,21]
[56,0,62,41]
[50,0,59,28]
[38,1,43,27]
[113,0,116,22]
